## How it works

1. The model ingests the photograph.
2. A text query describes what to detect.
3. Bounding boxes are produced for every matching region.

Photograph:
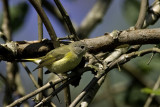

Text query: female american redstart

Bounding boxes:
[24,41,87,74]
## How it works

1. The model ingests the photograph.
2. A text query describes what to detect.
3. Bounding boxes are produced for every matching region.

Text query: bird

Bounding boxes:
[23,41,87,74]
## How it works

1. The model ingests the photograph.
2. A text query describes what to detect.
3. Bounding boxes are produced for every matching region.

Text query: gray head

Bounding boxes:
[69,41,87,56]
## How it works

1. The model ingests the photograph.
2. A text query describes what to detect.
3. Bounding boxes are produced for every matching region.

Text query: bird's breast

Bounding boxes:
[46,51,82,73]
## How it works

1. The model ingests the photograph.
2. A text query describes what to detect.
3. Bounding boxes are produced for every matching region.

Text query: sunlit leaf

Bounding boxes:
[141,88,160,96]
[137,61,152,74]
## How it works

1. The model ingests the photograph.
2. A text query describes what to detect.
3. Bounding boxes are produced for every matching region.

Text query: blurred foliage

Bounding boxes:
[137,59,152,74]
[0,2,29,33]
[141,88,160,96]
[125,83,148,106]
[122,0,140,25]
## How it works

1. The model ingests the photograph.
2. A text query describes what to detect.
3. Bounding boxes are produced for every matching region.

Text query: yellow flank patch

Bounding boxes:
[65,51,76,59]
[49,55,53,57]
[47,51,81,73]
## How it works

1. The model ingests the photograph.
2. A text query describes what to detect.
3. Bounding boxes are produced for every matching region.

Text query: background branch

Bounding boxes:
[29,0,59,47]
[143,0,160,28]
[1,0,24,106]
[135,0,148,29]
[77,0,112,39]
[144,75,160,107]
[54,0,79,41]
[37,0,43,102]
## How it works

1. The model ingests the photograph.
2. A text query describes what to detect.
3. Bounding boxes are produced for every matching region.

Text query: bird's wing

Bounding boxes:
[33,46,70,71]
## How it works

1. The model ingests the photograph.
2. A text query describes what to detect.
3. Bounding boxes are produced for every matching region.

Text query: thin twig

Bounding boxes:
[34,77,75,107]
[37,0,43,41]
[109,47,160,69]
[22,63,57,106]
[79,49,126,106]
[34,68,90,107]
[147,52,155,65]
[6,78,68,107]
[77,0,112,39]
[21,62,40,88]
[128,0,148,54]
[69,47,160,107]
[144,75,160,107]
[42,0,69,33]
[10,67,89,107]
[29,0,60,48]
[42,0,63,24]
[135,0,148,29]
[37,0,43,101]
[54,0,79,41]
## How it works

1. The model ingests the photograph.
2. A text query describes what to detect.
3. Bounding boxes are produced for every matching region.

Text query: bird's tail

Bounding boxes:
[21,58,41,64]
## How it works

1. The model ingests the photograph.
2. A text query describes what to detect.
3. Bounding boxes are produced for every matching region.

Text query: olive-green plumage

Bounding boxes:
[25,41,87,74]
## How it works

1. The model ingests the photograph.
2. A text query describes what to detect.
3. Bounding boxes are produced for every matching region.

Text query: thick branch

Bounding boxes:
[1,28,160,61]
[0,40,53,61]
[85,28,160,52]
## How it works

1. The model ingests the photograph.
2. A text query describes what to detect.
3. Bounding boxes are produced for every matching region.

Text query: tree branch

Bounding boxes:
[2,0,11,41]
[1,28,160,61]
[77,0,112,39]
[54,0,79,41]
[135,0,148,29]
[37,0,44,101]
[80,75,106,107]
[144,75,160,107]
[29,0,60,48]
[69,47,160,107]
[143,0,160,28]
[6,77,68,107]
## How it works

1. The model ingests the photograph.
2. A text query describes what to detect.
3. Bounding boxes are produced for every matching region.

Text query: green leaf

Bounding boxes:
[141,88,160,96]
[122,0,140,25]
[137,61,152,74]
[0,2,29,33]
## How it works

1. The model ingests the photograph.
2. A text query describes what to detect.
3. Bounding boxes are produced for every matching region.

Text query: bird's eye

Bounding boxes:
[81,46,85,49]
